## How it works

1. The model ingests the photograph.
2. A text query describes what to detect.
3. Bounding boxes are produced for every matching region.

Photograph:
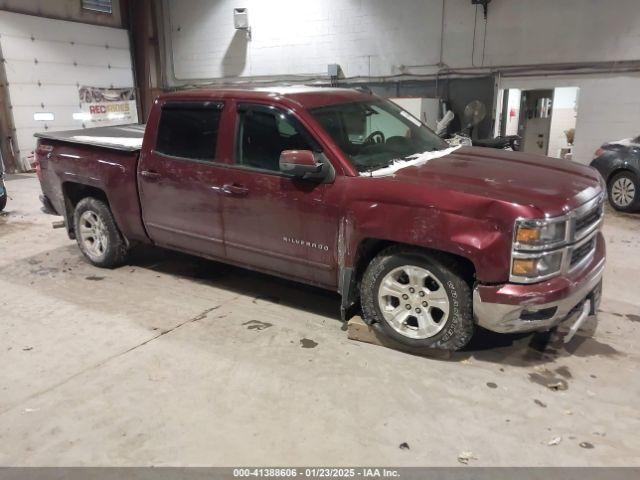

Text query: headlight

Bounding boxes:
[510,198,602,283]
[514,219,567,249]
[511,217,568,282]
[511,251,564,280]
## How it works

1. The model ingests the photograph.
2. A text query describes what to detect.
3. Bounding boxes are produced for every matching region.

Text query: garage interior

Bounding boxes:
[1,0,640,470]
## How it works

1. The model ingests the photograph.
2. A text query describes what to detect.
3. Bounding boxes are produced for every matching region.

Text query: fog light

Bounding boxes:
[520,307,558,321]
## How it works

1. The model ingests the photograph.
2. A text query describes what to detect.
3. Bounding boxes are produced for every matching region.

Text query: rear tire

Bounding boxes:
[360,246,474,350]
[73,197,127,268]
[607,171,640,212]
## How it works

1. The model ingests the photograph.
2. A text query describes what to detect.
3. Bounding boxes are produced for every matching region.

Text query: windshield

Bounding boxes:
[309,98,447,173]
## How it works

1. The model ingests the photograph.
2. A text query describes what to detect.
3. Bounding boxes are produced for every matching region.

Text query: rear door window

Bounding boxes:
[156,102,223,161]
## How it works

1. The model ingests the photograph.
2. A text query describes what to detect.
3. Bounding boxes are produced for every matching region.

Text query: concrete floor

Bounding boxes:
[1,174,639,466]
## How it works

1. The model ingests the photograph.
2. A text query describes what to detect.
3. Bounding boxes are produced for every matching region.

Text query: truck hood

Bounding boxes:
[382,146,602,216]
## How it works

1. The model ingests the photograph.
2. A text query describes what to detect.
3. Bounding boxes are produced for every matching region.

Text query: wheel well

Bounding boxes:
[353,239,477,287]
[338,239,477,321]
[61,182,109,238]
[607,168,634,185]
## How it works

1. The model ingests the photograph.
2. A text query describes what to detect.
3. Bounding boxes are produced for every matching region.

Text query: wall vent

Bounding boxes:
[81,0,113,14]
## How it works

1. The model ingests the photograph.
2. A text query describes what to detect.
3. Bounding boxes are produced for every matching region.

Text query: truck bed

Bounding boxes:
[35,124,149,244]
[34,124,145,151]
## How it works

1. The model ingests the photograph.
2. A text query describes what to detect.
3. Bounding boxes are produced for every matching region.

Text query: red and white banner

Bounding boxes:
[77,86,138,124]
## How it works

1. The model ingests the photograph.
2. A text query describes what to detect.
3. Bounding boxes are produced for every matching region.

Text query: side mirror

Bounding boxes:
[279,150,327,180]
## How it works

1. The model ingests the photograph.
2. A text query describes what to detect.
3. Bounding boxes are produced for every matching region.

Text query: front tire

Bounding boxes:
[360,246,474,350]
[73,197,127,268]
[608,171,640,212]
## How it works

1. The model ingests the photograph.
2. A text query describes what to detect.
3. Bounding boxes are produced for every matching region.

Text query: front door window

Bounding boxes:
[236,106,315,172]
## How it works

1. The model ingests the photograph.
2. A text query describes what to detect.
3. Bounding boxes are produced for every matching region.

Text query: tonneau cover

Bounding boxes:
[34,124,145,152]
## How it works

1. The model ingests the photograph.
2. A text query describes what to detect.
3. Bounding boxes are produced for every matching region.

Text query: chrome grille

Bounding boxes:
[567,195,603,270]
[574,201,603,238]
[570,237,595,267]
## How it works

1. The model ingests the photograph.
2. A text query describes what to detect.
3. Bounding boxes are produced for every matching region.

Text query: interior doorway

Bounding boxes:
[497,87,579,159]
[520,89,554,155]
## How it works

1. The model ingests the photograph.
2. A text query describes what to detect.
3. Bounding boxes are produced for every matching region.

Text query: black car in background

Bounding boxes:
[0,162,6,211]
[590,136,640,212]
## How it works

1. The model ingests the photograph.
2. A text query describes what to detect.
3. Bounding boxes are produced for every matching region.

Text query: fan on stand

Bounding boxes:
[462,100,487,138]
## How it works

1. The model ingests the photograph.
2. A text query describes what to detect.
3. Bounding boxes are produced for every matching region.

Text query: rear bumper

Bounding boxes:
[473,232,605,333]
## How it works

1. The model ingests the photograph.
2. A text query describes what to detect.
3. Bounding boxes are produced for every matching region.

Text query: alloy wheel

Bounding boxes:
[611,177,636,207]
[78,210,109,260]
[377,265,450,339]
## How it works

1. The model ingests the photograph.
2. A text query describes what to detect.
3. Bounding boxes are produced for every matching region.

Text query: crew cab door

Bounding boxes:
[138,101,226,257]
[221,103,339,288]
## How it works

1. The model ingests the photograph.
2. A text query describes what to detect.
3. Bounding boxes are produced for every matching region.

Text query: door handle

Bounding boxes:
[221,183,249,197]
[140,170,161,180]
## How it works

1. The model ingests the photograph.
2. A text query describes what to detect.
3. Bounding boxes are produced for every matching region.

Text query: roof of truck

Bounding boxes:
[158,85,372,109]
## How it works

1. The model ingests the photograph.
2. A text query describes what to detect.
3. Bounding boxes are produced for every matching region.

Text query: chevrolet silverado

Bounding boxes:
[34,87,606,350]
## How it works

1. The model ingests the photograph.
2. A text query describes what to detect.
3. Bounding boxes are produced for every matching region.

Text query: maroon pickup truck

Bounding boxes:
[34,87,605,350]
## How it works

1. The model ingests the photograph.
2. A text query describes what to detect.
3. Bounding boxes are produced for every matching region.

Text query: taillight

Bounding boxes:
[35,144,53,181]
[35,156,42,180]
[594,147,605,158]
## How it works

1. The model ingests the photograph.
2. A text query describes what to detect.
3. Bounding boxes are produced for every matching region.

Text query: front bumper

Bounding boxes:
[473,232,605,333]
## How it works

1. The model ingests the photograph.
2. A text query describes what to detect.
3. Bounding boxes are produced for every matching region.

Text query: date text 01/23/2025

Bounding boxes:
[233,468,400,478]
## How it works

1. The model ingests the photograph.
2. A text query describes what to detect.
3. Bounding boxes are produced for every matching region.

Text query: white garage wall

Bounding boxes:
[0,11,135,169]
[165,0,442,81]
[163,0,640,83]
[499,75,640,165]
[573,77,640,165]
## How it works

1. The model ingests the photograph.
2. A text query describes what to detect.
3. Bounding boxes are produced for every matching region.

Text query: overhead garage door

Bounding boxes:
[0,11,137,170]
